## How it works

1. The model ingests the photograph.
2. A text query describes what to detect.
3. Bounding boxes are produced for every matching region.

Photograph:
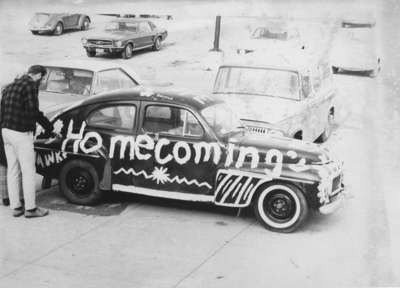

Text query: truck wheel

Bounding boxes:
[253,183,308,233]
[121,43,133,59]
[81,17,90,30]
[86,49,96,57]
[53,22,63,35]
[59,159,103,205]
[152,37,161,51]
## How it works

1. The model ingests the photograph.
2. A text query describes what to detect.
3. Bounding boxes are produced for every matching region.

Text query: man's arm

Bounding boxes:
[23,82,53,133]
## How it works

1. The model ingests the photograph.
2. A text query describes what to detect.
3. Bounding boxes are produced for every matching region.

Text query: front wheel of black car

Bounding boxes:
[254,183,308,233]
[59,159,103,205]
[53,22,63,35]
[121,43,133,59]
[152,37,162,51]
[86,49,96,57]
[31,30,39,35]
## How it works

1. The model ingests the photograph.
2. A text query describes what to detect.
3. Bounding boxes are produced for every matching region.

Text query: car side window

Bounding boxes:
[42,68,93,96]
[143,105,203,137]
[139,22,152,33]
[93,69,137,95]
[87,104,136,130]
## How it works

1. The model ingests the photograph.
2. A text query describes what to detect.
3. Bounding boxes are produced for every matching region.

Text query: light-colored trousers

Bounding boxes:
[2,128,36,210]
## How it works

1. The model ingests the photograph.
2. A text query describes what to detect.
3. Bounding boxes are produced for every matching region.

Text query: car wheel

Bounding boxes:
[86,49,96,57]
[81,17,90,30]
[317,112,334,143]
[121,43,133,59]
[53,22,63,35]
[31,30,39,35]
[332,66,339,74]
[152,37,162,51]
[59,159,103,205]
[253,183,308,233]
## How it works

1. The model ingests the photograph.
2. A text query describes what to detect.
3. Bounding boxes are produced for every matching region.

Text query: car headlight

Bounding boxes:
[114,40,122,47]
[81,38,87,45]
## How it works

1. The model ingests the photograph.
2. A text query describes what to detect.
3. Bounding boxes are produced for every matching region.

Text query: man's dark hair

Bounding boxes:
[28,65,47,77]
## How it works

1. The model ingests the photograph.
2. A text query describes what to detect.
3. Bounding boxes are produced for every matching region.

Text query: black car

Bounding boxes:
[35,87,345,233]
[81,18,168,59]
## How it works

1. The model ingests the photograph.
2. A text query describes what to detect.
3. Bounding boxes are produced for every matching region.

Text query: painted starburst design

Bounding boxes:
[151,167,170,184]
[53,119,64,135]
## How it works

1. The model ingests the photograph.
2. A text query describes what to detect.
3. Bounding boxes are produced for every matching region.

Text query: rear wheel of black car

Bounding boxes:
[53,22,63,35]
[31,30,39,35]
[86,49,96,57]
[121,43,133,59]
[332,66,339,74]
[81,17,90,30]
[152,37,162,51]
[59,159,103,205]
[254,183,308,233]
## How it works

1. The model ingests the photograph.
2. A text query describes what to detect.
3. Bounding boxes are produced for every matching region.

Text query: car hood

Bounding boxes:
[229,133,331,166]
[86,31,136,41]
[213,92,301,124]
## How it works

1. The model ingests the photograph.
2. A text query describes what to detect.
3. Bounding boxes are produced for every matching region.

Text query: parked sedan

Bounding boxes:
[34,86,345,233]
[237,24,304,55]
[37,60,141,115]
[331,27,381,77]
[81,18,168,59]
[29,13,90,35]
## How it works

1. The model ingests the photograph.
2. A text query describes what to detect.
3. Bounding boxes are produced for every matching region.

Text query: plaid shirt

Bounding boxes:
[0,75,52,133]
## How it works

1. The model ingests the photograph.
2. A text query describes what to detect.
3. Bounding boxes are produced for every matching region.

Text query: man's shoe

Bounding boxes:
[13,207,24,217]
[2,198,10,206]
[24,207,49,218]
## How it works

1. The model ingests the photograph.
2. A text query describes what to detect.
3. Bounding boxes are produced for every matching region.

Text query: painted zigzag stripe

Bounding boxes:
[114,167,212,189]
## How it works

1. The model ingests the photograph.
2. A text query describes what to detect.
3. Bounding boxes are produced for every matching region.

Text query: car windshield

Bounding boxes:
[201,103,243,138]
[214,66,300,100]
[30,13,50,24]
[105,21,138,32]
[41,68,93,96]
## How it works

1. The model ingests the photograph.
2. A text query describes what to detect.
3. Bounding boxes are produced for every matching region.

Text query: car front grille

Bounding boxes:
[87,39,113,46]
[247,126,267,134]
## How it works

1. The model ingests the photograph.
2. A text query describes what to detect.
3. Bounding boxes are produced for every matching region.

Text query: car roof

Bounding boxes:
[109,18,151,23]
[65,86,221,112]
[221,50,318,73]
[39,60,131,72]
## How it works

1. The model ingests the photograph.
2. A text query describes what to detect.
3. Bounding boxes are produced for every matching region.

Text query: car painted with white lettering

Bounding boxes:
[81,18,168,59]
[37,60,141,116]
[29,13,90,35]
[34,87,345,233]
[213,51,337,142]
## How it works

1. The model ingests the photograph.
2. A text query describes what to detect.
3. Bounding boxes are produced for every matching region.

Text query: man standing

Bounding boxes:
[0,65,54,217]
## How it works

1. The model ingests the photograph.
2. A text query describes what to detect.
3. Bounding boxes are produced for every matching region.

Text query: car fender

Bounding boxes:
[78,15,90,27]
[213,165,320,208]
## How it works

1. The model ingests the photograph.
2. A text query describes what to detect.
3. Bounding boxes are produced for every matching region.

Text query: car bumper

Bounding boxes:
[319,184,345,214]
[83,45,123,53]
[30,26,53,32]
